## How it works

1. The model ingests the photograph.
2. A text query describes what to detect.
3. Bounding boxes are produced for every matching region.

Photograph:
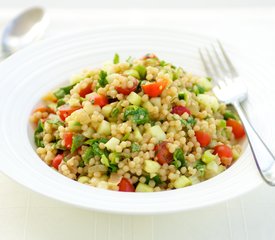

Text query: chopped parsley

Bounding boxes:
[180,116,197,128]
[131,143,140,152]
[54,84,75,99]
[98,70,108,88]
[83,138,109,164]
[195,160,206,176]
[46,118,64,126]
[34,119,44,147]
[134,65,147,79]
[124,106,150,125]
[113,53,120,64]
[71,134,86,153]
[172,148,186,169]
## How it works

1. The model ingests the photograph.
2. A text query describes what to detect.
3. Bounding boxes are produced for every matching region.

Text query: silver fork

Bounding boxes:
[199,41,275,186]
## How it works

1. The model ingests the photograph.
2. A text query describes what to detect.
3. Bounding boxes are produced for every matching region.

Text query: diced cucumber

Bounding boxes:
[77,176,90,184]
[68,98,80,107]
[175,67,184,79]
[97,120,111,135]
[68,120,82,131]
[124,69,140,79]
[144,160,161,173]
[178,90,189,103]
[102,105,113,117]
[70,73,84,84]
[142,101,154,111]
[202,150,216,164]
[197,94,219,112]
[232,148,240,160]
[189,176,200,185]
[109,152,120,164]
[150,97,161,108]
[105,137,120,151]
[174,176,192,188]
[167,127,177,134]
[148,125,166,141]
[160,69,173,81]
[198,77,213,91]
[206,161,219,173]
[134,128,143,142]
[218,165,226,173]
[218,119,226,128]
[47,103,57,112]
[127,92,142,106]
[67,109,90,124]
[101,154,110,167]
[135,183,154,192]
[82,127,94,138]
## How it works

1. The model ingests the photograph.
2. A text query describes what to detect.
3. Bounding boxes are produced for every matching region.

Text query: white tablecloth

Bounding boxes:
[1,8,275,240]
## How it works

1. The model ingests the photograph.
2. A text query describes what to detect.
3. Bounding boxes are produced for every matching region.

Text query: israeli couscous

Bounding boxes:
[30,53,245,192]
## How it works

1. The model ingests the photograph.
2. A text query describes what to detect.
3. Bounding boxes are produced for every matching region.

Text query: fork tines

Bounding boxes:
[199,40,238,80]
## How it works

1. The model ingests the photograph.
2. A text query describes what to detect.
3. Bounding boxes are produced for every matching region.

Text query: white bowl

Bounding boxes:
[0,26,266,214]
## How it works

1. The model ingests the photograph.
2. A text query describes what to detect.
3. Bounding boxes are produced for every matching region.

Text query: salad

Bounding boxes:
[30,53,245,192]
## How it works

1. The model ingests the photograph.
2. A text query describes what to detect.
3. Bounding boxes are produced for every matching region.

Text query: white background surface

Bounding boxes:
[1,6,275,240]
[1,0,275,8]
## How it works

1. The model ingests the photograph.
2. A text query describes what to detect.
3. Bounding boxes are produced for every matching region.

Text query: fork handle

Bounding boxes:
[233,102,275,185]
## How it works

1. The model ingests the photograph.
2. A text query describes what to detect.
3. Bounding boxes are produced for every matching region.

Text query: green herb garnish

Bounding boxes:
[124,106,150,125]
[71,134,85,153]
[195,160,206,176]
[159,60,168,67]
[83,138,109,163]
[134,65,147,79]
[108,164,118,173]
[180,116,196,128]
[46,119,64,126]
[113,53,120,64]
[98,70,108,88]
[110,107,119,118]
[224,110,237,120]
[131,142,140,152]
[172,148,186,169]
[121,133,130,141]
[193,85,205,95]
[145,174,162,185]
[54,84,75,99]
[57,99,66,107]
[34,119,44,147]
